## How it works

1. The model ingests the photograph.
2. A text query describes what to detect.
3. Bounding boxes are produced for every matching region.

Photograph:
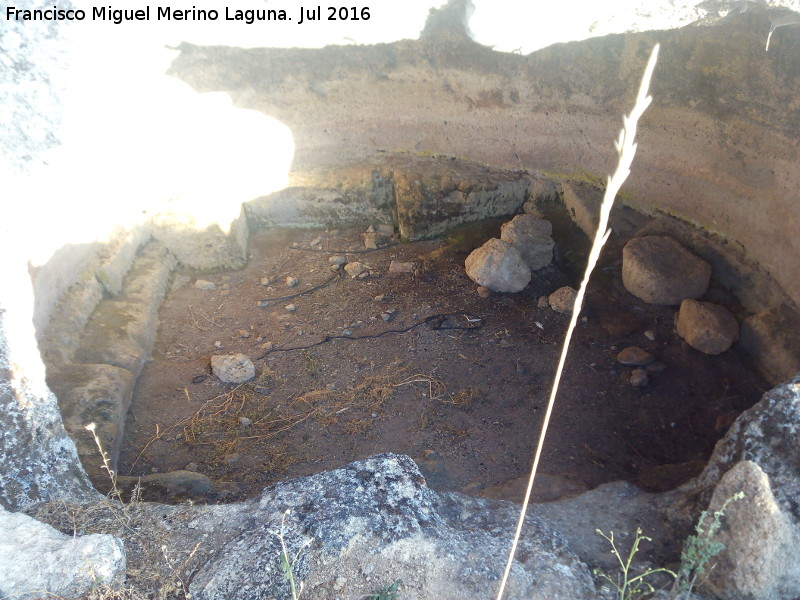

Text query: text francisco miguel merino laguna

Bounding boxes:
[5,5,372,25]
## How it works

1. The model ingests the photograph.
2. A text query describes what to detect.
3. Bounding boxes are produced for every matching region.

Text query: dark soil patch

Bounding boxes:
[118,221,768,504]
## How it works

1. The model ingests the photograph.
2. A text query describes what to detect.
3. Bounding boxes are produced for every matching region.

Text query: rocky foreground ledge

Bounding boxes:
[2,376,800,600]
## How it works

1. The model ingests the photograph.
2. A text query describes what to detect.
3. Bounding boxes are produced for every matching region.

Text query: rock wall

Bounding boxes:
[170,4,800,314]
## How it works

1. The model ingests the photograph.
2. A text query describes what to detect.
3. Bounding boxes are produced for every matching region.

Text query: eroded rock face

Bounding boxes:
[622,236,711,305]
[464,238,531,293]
[189,454,596,600]
[676,299,739,355]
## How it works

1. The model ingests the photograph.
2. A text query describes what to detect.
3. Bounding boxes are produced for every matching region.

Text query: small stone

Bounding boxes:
[630,369,649,387]
[258,300,269,308]
[220,290,230,296]
[549,286,579,314]
[184,462,199,472]
[309,237,321,247]
[211,354,255,383]
[256,336,264,342]
[342,329,352,336]
[329,256,347,267]
[645,361,667,373]
[362,233,379,249]
[476,286,492,299]
[238,416,252,428]
[194,279,216,290]
[214,341,222,348]
[260,277,271,286]
[644,329,657,341]
[375,224,395,236]
[388,260,415,273]
[500,214,555,270]
[285,276,299,288]
[616,346,655,366]
[365,225,376,233]
[381,312,393,322]
[221,283,231,291]
[374,294,386,302]
[344,262,367,278]
[238,330,250,339]
[356,271,370,280]
[261,341,274,351]
[537,295,550,309]
[285,304,296,312]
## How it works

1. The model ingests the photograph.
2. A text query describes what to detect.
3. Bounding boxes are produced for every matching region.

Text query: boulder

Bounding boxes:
[210,354,256,384]
[705,461,800,600]
[739,307,800,385]
[189,454,596,600]
[676,299,739,355]
[622,236,711,305]
[549,286,578,314]
[0,505,126,600]
[465,238,531,293]
[499,214,555,270]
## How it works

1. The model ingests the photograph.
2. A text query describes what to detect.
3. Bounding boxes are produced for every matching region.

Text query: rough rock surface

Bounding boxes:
[117,470,215,502]
[45,363,134,487]
[464,238,531,293]
[705,461,800,600]
[0,505,126,600]
[549,286,579,314]
[676,299,739,355]
[210,354,256,384]
[189,454,596,600]
[739,307,800,384]
[499,214,554,270]
[622,236,711,305]
[695,375,800,521]
[0,289,98,511]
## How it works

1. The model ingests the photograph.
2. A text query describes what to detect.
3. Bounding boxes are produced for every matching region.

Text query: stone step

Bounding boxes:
[73,241,176,380]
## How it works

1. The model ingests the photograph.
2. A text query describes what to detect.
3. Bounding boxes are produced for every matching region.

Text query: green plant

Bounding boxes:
[673,492,745,596]
[362,580,402,600]
[594,527,676,600]
[277,509,313,600]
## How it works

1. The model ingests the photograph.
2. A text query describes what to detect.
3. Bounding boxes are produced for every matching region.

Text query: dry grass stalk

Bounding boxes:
[495,43,661,600]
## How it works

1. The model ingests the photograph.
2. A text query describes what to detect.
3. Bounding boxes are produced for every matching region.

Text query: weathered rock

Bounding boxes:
[676,299,739,355]
[476,285,491,299]
[344,262,367,278]
[0,506,126,600]
[739,307,800,385]
[117,470,215,502]
[285,276,299,288]
[464,238,531,293]
[616,346,655,366]
[695,375,800,521]
[622,236,711,305]
[705,461,800,600]
[499,214,555,270]
[189,454,596,600]
[549,286,578,314]
[211,354,256,384]
[328,256,347,267]
[562,181,603,238]
[45,363,134,488]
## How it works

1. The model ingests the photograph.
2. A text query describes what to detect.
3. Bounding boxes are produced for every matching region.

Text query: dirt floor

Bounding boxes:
[118,214,769,505]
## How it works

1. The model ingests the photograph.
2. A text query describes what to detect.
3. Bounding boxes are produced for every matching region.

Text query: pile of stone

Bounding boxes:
[464,214,555,293]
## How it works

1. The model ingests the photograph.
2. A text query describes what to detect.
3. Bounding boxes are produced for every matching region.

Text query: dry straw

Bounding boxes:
[495,43,660,600]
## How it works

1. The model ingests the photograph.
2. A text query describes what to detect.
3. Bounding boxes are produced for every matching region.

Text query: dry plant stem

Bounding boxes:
[494,43,660,600]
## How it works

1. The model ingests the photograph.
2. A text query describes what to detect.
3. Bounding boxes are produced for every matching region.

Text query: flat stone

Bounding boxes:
[344,262,367,278]
[211,354,256,384]
[676,299,739,355]
[622,236,711,305]
[329,256,347,267]
[630,369,649,387]
[499,214,555,270]
[616,346,655,366]
[549,286,578,314]
[388,260,415,273]
[465,238,531,293]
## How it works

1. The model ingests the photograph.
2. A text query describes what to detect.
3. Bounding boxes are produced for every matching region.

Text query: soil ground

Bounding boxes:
[118,214,768,504]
